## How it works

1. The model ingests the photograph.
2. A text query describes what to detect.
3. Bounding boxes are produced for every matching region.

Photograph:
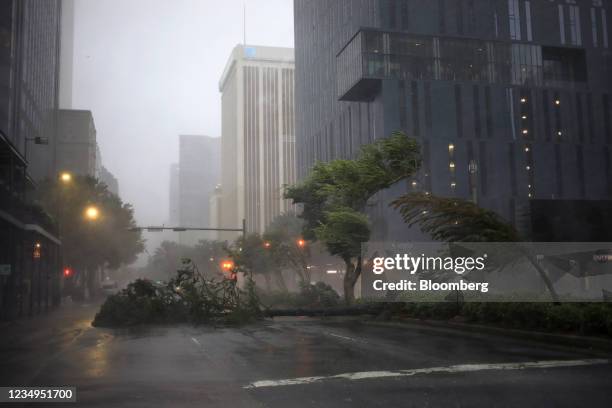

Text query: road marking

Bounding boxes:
[244,358,609,389]
[325,331,368,344]
[191,337,201,347]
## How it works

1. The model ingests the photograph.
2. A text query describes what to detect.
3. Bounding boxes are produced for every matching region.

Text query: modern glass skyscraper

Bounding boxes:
[294,0,612,240]
[219,45,296,234]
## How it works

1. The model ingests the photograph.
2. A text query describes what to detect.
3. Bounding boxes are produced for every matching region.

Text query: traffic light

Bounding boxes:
[63,267,73,278]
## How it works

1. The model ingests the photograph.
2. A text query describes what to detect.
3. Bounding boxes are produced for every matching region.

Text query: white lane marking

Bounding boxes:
[325,331,368,344]
[244,358,609,389]
[191,337,201,347]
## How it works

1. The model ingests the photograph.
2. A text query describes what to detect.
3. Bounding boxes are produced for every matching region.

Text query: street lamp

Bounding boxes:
[297,239,306,249]
[59,172,72,183]
[85,206,100,221]
[263,241,271,249]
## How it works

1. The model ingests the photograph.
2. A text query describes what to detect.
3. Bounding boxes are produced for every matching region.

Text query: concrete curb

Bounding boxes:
[363,317,612,354]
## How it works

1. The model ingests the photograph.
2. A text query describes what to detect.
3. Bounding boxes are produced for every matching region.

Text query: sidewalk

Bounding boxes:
[363,317,612,355]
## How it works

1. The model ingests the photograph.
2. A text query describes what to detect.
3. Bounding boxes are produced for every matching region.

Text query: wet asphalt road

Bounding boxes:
[0,303,611,407]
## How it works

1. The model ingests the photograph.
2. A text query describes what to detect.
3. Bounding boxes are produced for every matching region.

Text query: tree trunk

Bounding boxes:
[343,256,362,305]
[522,249,560,303]
[274,269,287,291]
[263,273,272,291]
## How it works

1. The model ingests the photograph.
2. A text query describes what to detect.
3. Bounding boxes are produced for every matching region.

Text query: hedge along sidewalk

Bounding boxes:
[362,317,612,355]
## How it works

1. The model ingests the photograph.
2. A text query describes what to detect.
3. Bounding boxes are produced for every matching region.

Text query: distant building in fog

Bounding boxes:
[100,166,119,196]
[219,44,296,234]
[59,0,74,109]
[169,163,180,226]
[178,135,220,245]
[208,184,223,240]
[57,109,97,177]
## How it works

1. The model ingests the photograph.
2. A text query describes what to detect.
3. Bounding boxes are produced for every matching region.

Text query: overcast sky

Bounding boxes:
[72,0,294,254]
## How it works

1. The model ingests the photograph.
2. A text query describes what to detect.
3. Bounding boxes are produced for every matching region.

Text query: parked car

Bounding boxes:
[101,279,119,296]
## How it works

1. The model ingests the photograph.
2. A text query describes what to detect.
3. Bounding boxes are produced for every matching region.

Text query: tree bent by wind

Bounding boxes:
[285,131,422,304]
[391,193,560,302]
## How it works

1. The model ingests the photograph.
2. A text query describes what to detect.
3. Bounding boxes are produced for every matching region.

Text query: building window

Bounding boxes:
[455,84,463,138]
[508,0,521,40]
[400,0,409,30]
[604,94,611,144]
[411,81,420,137]
[568,5,582,46]
[473,85,482,139]
[591,7,599,46]
[559,5,566,44]
[603,9,609,48]
[525,1,533,41]
[439,0,446,34]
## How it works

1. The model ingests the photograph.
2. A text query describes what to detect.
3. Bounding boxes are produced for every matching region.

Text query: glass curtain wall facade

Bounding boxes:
[0,0,62,320]
[295,0,612,241]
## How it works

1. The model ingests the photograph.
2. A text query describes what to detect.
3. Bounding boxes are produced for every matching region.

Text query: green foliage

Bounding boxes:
[229,233,272,277]
[285,132,421,302]
[36,175,144,287]
[147,240,227,281]
[314,208,370,261]
[399,302,612,337]
[92,260,262,327]
[257,282,341,309]
[262,213,310,283]
[297,282,341,308]
[391,192,521,242]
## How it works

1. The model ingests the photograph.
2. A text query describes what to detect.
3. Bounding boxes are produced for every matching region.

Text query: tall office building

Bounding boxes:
[0,0,62,182]
[0,0,63,319]
[219,45,297,234]
[100,166,119,196]
[178,135,220,245]
[56,109,97,177]
[59,0,74,109]
[168,163,180,226]
[294,0,612,241]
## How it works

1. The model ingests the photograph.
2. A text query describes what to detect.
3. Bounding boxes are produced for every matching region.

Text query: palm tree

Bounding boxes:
[391,192,559,302]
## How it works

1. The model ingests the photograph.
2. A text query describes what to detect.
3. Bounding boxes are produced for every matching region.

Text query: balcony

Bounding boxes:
[336,29,588,102]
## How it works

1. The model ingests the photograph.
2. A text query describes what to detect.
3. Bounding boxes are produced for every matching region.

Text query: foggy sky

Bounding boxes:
[71,0,294,256]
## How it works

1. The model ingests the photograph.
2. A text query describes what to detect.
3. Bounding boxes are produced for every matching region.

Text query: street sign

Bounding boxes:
[0,265,10,276]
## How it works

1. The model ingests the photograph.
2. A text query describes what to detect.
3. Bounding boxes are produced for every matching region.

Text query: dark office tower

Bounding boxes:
[294,0,612,241]
[0,0,63,319]
[0,0,62,182]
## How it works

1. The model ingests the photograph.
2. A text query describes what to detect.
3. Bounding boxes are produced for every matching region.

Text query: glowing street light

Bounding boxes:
[263,241,271,249]
[297,238,306,249]
[59,172,72,183]
[85,206,100,221]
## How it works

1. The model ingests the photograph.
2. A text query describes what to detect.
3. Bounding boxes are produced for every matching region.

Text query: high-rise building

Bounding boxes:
[59,0,74,109]
[57,109,97,177]
[0,0,63,182]
[100,166,119,196]
[294,0,612,241]
[219,45,297,234]
[168,163,180,226]
[0,0,63,319]
[178,135,220,245]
